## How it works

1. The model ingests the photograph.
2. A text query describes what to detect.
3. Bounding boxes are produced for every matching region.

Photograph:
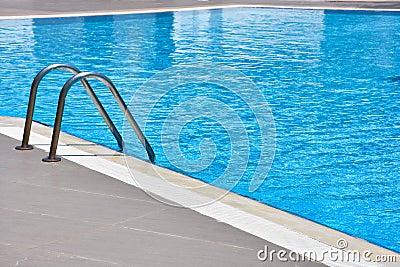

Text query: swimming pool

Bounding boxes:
[0,8,399,252]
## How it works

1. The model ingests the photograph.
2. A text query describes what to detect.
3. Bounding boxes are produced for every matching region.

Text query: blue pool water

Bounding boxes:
[1,8,399,252]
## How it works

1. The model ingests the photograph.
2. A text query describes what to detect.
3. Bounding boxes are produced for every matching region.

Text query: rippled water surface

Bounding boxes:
[1,8,399,252]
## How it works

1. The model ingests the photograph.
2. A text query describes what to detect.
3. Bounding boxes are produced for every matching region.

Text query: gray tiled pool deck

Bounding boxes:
[0,131,324,266]
[0,0,399,17]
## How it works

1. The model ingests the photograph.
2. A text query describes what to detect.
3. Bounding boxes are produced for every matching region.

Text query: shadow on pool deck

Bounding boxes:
[0,133,325,266]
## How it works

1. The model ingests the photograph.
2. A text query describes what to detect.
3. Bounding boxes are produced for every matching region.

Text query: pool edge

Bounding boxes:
[0,4,399,20]
[1,116,398,266]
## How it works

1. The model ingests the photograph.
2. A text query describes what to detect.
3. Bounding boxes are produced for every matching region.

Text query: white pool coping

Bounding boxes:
[1,116,399,266]
[0,4,399,20]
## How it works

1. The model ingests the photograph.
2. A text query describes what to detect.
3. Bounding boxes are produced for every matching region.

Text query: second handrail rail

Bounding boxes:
[15,64,123,151]
[42,72,156,163]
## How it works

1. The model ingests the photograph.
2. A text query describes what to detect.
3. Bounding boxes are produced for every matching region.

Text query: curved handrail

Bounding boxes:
[15,64,123,150]
[42,72,156,163]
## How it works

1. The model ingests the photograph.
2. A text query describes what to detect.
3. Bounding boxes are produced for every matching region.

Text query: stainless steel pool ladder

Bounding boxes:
[15,64,156,163]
